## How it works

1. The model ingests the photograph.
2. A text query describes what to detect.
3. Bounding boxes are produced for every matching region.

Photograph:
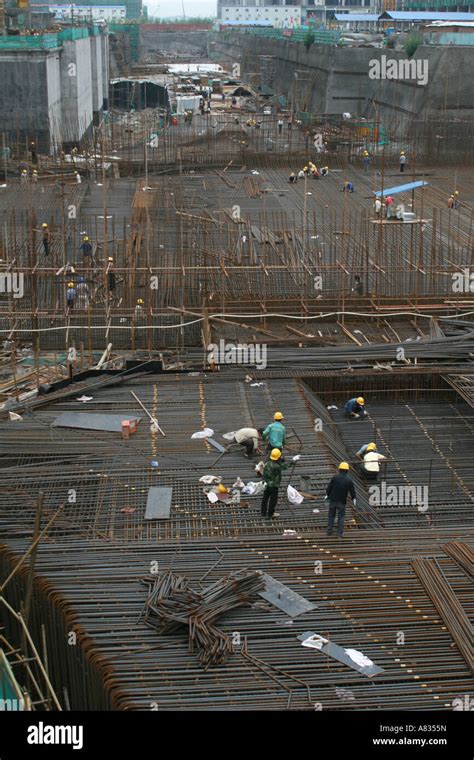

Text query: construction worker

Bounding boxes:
[454,190,459,208]
[362,445,386,481]
[288,172,297,184]
[298,169,305,179]
[399,151,406,172]
[261,448,296,520]
[374,198,382,217]
[107,257,116,296]
[20,169,28,185]
[324,462,356,537]
[135,298,145,318]
[342,180,354,193]
[385,194,394,218]
[66,281,76,310]
[80,235,93,263]
[356,441,377,461]
[278,119,283,134]
[41,223,50,255]
[75,275,89,309]
[30,140,38,165]
[448,195,455,209]
[363,150,370,174]
[233,427,262,458]
[32,169,38,184]
[345,396,367,419]
[320,166,329,177]
[76,171,82,184]
[351,274,363,296]
[262,412,286,453]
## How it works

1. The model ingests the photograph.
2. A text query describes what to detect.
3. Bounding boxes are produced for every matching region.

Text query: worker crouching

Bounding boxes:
[345,396,367,419]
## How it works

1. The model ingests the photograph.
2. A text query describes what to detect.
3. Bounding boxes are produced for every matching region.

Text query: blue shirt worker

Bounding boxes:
[345,396,367,419]
[325,462,356,537]
[66,282,76,309]
[262,412,286,451]
[356,441,376,460]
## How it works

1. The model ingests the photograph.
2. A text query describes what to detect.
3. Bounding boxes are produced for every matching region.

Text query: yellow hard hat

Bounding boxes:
[455,191,459,195]
[137,298,144,305]
[366,442,377,452]
[400,151,405,155]
[274,411,284,421]
[304,166,308,171]
[108,256,114,262]
[83,235,89,241]
[338,462,349,471]
[67,281,74,287]
[218,483,228,493]
[270,448,282,461]
[33,169,38,173]
[356,397,365,405]
[42,223,48,228]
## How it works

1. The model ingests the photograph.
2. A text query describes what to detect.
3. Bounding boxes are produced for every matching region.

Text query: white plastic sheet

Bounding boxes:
[344,649,374,669]
[287,484,304,505]
[191,427,214,439]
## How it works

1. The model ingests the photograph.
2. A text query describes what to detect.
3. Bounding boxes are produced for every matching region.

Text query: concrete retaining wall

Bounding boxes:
[209,33,474,122]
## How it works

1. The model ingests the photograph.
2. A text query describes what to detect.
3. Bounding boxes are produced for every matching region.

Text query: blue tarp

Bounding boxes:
[334,14,380,22]
[374,180,428,198]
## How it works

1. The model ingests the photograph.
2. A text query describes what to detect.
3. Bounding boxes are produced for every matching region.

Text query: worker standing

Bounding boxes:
[385,195,394,218]
[80,235,93,265]
[324,462,356,537]
[374,198,382,217]
[399,151,406,172]
[76,171,82,184]
[278,119,283,134]
[261,448,297,520]
[233,427,262,459]
[41,223,50,256]
[66,281,76,310]
[362,445,386,481]
[20,169,28,185]
[362,150,370,174]
[32,169,39,184]
[262,412,286,453]
[75,275,89,309]
[135,298,145,318]
[345,396,367,419]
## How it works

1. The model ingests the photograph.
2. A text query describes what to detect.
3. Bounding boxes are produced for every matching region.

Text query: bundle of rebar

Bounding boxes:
[141,568,265,668]
[412,557,473,674]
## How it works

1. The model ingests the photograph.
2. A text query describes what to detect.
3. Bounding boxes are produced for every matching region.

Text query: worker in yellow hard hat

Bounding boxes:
[41,223,50,255]
[262,412,286,454]
[66,280,75,309]
[345,396,367,419]
[324,461,356,537]
[356,442,376,461]
[363,150,370,174]
[400,150,407,172]
[261,447,299,520]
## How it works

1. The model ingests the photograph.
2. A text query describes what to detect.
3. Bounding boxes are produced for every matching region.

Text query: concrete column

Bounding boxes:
[60,37,93,146]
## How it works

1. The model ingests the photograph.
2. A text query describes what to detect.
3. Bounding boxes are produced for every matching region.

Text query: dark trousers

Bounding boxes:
[261,486,279,518]
[239,439,254,457]
[43,240,49,255]
[327,501,346,536]
[400,164,405,172]
[362,469,378,481]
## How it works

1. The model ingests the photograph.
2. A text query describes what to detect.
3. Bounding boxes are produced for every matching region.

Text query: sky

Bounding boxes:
[146,0,217,18]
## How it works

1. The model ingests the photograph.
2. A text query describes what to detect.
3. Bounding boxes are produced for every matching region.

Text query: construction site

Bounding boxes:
[0,13,473,721]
